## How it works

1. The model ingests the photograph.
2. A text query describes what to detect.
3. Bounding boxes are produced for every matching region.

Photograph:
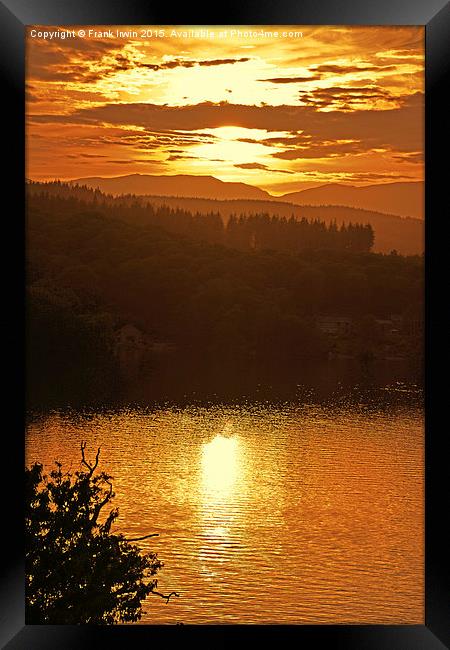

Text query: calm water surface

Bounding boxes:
[26,399,424,624]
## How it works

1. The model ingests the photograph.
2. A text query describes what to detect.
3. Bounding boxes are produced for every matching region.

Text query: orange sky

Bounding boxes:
[26,25,424,194]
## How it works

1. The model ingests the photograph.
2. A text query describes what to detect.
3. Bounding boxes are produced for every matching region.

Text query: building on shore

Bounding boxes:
[316,315,353,337]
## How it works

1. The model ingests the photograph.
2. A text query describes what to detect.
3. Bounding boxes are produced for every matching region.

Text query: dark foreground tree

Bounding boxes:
[25,443,178,624]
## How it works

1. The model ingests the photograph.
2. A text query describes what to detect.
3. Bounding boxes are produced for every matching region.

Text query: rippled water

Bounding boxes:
[26,400,424,624]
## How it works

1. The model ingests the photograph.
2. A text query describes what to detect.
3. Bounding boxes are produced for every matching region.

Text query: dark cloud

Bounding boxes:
[341,171,415,181]
[234,162,294,174]
[27,40,127,83]
[375,50,424,64]
[314,64,398,74]
[235,162,268,170]
[111,53,136,71]
[271,140,365,160]
[238,135,300,146]
[67,153,108,159]
[298,85,395,108]
[258,70,396,85]
[386,49,420,57]
[63,130,216,153]
[199,57,251,67]
[26,90,39,103]
[30,92,423,156]
[345,78,378,87]
[142,57,251,71]
[105,159,154,164]
[235,138,254,144]
[27,42,251,85]
[391,151,423,164]
[167,154,225,162]
[307,86,391,96]
[258,76,321,83]
[166,154,197,161]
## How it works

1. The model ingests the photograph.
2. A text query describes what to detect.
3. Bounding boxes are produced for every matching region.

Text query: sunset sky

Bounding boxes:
[26,25,424,195]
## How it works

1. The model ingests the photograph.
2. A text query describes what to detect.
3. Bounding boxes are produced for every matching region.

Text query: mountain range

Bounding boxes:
[282,181,423,220]
[69,174,424,220]
[69,174,270,202]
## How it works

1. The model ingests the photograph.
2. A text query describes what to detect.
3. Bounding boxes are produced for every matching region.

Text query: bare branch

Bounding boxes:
[152,590,180,604]
[80,442,101,477]
[80,441,89,468]
[92,447,101,473]
[125,533,159,542]
[90,478,113,526]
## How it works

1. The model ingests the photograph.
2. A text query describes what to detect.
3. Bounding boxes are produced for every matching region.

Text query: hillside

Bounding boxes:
[282,181,424,220]
[68,173,273,202]
[133,194,423,256]
[26,187,424,405]
[29,180,424,255]
[68,174,424,220]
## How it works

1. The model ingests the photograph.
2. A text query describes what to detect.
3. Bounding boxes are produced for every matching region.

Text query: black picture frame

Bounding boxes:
[1,0,449,647]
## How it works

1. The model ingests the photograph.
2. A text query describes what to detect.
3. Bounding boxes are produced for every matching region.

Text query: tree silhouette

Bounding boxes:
[25,443,178,624]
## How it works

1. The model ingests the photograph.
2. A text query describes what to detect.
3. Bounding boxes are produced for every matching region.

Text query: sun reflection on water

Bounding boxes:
[199,428,245,576]
[26,405,424,623]
[201,432,240,496]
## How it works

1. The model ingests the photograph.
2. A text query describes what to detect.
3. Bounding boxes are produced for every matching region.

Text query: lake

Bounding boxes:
[26,393,423,624]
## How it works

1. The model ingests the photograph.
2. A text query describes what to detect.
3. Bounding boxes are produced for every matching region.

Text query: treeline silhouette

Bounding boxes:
[226,214,373,253]
[27,181,374,253]
[26,186,423,407]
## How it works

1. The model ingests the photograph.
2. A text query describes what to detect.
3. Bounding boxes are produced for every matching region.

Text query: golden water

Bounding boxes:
[26,403,424,624]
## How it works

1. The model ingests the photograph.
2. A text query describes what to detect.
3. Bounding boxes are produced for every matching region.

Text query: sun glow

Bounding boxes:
[26,26,424,186]
[201,434,240,495]
[199,429,244,575]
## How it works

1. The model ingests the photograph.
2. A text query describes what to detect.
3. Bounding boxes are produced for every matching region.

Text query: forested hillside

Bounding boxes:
[26,186,423,406]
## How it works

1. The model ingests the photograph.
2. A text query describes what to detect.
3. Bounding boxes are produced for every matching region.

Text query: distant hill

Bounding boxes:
[69,173,273,202]
[281,181,424,220]
[136,194,423,255]
[69,174,423,219]
[31,179,424,255]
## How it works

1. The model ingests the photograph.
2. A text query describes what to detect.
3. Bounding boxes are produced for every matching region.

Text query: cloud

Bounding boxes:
[258,75,321,83]
[166,154,197,161]
[258,64,399,86]
[298,85,396,109]
[235,162,268,170]
[60,129,217,153]
[338,171,415,181]
[26,87,39,102]
[105,159,155,164]
[140,57,251,71]
[194,57,251,66]
[391,151,423,164]
[271,139,365,160]
[167,154,225,162]
[27,40,252,86]
[26,38,127,83]
[314,63,398,74]
[67,153,108,159]
[234,162,294,174]
[26,26,424,186]
[305,86,391,96]
[31,92,422,156]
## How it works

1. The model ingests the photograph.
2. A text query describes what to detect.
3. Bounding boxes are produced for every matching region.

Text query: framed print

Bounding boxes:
[1,0,449,647]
